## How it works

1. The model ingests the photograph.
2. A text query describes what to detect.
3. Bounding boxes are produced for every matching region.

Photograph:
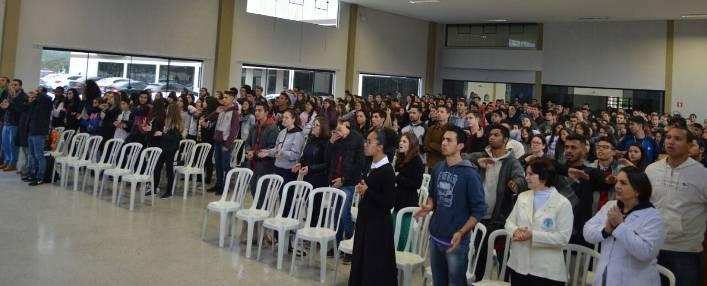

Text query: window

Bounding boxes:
[39,48,203,96]
[359,74,420,98]
[242,65,334,98]
[246,0,339,27]
[541,85,664,113]
[446,23,539,49]
[442,79,533,103]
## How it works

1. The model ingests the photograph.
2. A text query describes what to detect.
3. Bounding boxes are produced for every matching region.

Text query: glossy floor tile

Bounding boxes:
[0,172,423,286]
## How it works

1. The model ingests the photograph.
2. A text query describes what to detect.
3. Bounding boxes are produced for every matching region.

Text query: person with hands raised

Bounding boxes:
[348,128,398,286]
[583,166,665,286]
[505,158,573,285]
[415,125,486,286]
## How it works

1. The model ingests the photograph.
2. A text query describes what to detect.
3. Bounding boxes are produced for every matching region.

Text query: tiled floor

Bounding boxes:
[0,172,423,286]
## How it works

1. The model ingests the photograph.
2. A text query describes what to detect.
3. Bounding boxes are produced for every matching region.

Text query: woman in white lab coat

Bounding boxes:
[505,157,573,286]
[583,166,665,286]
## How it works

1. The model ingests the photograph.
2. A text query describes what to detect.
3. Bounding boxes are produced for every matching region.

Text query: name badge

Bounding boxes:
[542,217,554,230]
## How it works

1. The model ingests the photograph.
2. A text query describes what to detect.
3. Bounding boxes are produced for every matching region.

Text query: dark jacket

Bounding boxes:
[463,148,528,231]
[423,122,447,168]
[325,130,365,187]
[99,107,120,141]
[299,136,329,188]
[394,155,424,211]
[4,90,27,126]
[64,98,82,131]
[245,116,279,187]
[28,93,53,136]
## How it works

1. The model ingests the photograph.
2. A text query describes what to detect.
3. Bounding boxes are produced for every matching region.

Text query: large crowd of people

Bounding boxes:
[0,76,705,285]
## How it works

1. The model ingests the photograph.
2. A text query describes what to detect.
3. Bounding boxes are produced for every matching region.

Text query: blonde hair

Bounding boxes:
[166,102,184,134]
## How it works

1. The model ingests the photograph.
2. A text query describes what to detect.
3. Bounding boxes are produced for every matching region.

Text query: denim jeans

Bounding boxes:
[429,238,469,286]
[2,126,17,165]
[335,185,354,243]
[657,250,704,286]
[28,136,46,180]
[213,143,232,190]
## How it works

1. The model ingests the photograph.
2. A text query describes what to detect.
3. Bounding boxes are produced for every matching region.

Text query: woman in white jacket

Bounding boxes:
[505,157,573,285]
[583,166,665,286]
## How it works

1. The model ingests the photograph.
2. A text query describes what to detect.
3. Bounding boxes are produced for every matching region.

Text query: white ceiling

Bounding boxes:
[342,0,707,23]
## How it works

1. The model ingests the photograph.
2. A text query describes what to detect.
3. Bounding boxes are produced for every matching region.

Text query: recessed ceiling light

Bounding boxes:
[682,14,707,18]
[409,0,439,4]
[485,19,508,22]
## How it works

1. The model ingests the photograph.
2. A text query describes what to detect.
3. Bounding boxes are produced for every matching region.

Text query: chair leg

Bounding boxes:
[256,225,266,262]
[92,171,100,197]
[183,174,189,200]
[219,211,228,248]
[73,167,80,192]
[402,267,412,286]
[290,236,299,276]
[112,177,120,205]
[279,231,289,271]
[171,172,178,196]
[201,209,209,240]
[332,247,340,285]
[200,171,206,196]
[245,220,255,258]
[320,241,328,283]
[81,169,89,192]
[150,179,155,206]
[129,183,136,211]
[116,180,124,207]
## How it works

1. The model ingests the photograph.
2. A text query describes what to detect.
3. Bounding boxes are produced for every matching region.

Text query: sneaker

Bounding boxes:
[3,166,16,172]
[29,181,44,186]
[207,186,219,193]
[159,192,172,199]
[21,177,33,182]
[342,254,352,265]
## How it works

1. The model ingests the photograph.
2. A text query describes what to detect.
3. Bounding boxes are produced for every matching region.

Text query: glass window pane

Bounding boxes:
[360,74,420,98]
[127,63,156,84]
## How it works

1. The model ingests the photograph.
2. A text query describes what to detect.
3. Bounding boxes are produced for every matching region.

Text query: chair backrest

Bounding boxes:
[395,207,432,258]
[276,181,314,221]
[80,136,103,162]
[134,147,162,176]
[421,173,431,190]
[481,229,512,281]
[97,138,124,165]
[417,186,429,206]
[352,192,361,209]
[116,142,143,171]
[230,139,245,168]
[657,265,675,286]
[67,133,89,158]
[55,127,65,134]
[186,143,212,169]
[250,174,284,213]
[562,243,599,286]
[468,222,488,279]
[221,168,254,204]
[305,187,347,232]
[55,129,74,154]
[173,139,196,166]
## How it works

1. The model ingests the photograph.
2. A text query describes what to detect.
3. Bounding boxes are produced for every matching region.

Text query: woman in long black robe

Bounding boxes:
[349,128,398,286]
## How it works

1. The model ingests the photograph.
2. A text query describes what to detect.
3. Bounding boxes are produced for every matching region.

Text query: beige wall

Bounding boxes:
[12,0,219,89]
[352,6,429,94]
[672,20,707,119]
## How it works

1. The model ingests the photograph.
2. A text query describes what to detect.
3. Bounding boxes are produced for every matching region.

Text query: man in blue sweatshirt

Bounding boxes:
[415,125,487,286]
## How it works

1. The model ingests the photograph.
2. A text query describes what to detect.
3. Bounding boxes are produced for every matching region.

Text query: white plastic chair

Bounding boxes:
[82,138,124,195]
[258,181,313,270]
[173,139,196,168]
[417,186,429,206]
[171,142,212,199]
[394,207,432,286]
[562,244,599,286]
[99,143,143,204]
[473,229,512,286]
[116,147,162,211]
[290,187,347,283]
[585,242,601,285]
[65,135,103,192]
[350,192,361,223]
[423,222,488,285]
[201,168,254,248]
[232,174,284,258]
[657,264,675,286]
[421,173,431,190]
[230,139,245,168]
[45,129,74,157]
[52,133,88,186]
[331,232,355,285]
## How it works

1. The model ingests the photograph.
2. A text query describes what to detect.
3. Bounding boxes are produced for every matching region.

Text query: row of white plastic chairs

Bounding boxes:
[46,129,217,210]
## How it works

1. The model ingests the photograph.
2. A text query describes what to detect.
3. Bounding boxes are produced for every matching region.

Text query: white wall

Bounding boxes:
[672,20,707,119]
[353,6,429,94]
[229,0,350,96]
[14,0,218,89]
[542,21,667,90]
